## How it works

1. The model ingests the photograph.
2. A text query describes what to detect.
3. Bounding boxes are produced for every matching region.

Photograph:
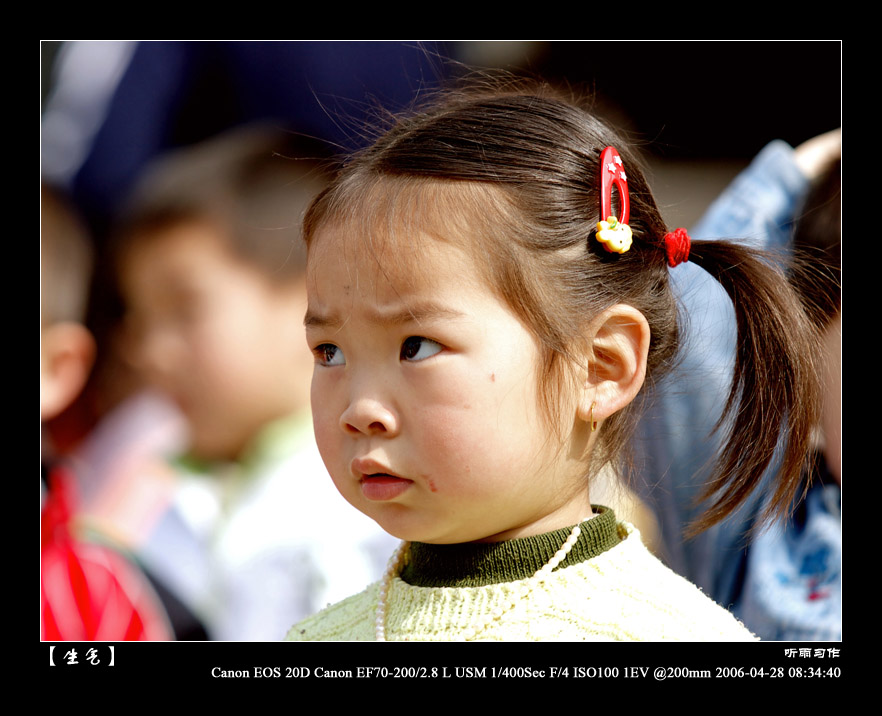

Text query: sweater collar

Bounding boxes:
[400,506,621,588]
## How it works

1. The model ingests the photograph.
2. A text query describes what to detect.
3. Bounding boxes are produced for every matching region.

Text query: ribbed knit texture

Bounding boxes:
[286,519,757,642]
[401,507,620,587]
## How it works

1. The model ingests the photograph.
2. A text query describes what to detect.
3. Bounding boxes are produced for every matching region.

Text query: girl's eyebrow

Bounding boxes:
[305,302,466,329]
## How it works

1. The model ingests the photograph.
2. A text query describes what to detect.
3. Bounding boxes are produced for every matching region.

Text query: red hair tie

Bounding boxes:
[664,228,691,267]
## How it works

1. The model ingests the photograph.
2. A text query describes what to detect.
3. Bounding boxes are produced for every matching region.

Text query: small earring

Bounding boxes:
[590,402,598,432]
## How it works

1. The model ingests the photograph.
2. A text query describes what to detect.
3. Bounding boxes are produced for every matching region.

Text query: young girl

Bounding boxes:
[286,82,822,641]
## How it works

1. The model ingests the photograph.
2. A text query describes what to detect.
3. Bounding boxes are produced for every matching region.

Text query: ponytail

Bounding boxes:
[687,240,824,533]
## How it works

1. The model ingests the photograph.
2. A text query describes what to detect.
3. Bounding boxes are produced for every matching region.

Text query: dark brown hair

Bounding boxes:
[303,80,823,532]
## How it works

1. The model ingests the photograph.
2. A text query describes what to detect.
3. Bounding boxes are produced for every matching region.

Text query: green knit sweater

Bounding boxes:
[286,509,756,642]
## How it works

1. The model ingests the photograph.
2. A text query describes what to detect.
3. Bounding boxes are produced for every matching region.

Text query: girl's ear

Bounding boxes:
[577,304,650,427]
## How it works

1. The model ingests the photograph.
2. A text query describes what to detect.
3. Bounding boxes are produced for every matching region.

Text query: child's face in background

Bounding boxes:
[120,220,313,461]
[306,225,593,544]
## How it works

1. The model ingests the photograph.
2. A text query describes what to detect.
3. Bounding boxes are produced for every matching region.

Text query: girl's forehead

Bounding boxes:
[307,183,481,278]
[307,219,472,293]
[304,220,504,338]
[304,177,524,323]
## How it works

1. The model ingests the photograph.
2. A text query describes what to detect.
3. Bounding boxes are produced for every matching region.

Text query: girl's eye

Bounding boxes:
[400,336,443,362]
[315,343,345,367]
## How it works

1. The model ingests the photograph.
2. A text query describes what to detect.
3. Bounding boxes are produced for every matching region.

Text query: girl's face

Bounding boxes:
[306,224,593,544]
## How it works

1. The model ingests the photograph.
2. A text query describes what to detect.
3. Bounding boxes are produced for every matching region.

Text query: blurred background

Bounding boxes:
[41,40,841,234]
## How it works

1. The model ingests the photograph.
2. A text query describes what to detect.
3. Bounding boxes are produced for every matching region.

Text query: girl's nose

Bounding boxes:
[340,397,399,437]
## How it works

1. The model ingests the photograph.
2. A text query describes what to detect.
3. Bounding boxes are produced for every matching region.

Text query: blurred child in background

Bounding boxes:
[41,185,172,640]
[106,126,396,640]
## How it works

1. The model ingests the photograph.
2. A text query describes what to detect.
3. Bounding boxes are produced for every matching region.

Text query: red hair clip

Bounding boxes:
[596,146,632,254]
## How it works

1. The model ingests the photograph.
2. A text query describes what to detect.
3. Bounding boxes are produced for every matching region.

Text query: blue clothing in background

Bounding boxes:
[634,141,841,640]
[43,41,448,239]
[736,459,841,641]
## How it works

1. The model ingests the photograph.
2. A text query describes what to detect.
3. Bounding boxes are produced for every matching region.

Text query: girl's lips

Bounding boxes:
[351,458,413,500]
[360,474,413,501]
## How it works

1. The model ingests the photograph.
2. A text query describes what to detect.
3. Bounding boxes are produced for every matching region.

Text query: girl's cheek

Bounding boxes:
[313,416,344,479]
[310,381,339,439]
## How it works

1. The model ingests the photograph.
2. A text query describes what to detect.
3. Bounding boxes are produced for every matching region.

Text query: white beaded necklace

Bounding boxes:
[375,518,591,642]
